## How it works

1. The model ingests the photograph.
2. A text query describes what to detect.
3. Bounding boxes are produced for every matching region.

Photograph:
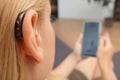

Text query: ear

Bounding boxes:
[21,9,43,63]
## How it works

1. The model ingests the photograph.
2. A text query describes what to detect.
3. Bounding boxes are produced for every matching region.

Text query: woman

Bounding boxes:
[0,0,116,80]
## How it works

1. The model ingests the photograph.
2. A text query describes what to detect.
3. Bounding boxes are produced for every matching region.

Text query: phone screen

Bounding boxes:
[81,22,100,57]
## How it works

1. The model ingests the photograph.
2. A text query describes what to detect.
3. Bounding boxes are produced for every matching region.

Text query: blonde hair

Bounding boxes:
[0,0,45,80]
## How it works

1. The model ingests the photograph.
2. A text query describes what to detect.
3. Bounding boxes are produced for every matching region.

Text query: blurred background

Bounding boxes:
[50,0,120,79]
[50,0,118,21]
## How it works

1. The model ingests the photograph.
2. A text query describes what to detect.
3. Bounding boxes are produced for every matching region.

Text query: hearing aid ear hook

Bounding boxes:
[14,11,26,39]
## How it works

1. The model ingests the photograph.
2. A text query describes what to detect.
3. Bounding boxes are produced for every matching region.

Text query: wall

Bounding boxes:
[58,0,115,20]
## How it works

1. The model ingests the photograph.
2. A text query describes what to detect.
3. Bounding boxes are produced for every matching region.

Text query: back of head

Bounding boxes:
[0,0,45,80]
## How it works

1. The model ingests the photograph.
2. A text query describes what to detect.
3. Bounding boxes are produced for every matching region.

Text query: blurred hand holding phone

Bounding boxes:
[81,21,102,57]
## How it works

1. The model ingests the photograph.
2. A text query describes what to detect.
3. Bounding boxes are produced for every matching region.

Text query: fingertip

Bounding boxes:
[104,33,112,48]
[78,33,83,43]
[100,36,104,42]
[80,33,83,39]
[104,32,110,38]
[99,35,104,47]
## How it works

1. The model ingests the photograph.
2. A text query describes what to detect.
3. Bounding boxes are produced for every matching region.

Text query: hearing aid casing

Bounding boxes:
[14,11,26,39]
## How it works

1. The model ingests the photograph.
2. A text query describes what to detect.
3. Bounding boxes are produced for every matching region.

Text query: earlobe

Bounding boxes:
[21,9,43,63]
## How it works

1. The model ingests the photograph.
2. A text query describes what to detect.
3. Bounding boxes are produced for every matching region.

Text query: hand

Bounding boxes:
[97,33,114,68]
[74,33,83,62]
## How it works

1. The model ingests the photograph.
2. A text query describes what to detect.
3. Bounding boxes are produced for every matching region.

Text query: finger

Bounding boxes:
[77,33,83,44]
[75,43,81,52]
[97,36,104,57]
[99,36,104,49]
[104,33,112,48]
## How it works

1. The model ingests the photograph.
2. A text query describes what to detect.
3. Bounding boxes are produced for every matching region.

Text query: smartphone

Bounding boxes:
[81,21,102,57]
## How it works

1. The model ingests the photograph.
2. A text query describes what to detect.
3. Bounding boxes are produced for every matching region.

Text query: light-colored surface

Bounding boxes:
[52,19,120,51]
[58,0,115,20]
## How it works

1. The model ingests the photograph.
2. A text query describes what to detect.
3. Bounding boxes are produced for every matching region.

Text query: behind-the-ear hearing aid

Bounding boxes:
[14,11,26,39]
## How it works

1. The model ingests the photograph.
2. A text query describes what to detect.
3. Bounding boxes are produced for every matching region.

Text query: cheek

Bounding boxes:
[39,21,55,71]
[44,23,55,65]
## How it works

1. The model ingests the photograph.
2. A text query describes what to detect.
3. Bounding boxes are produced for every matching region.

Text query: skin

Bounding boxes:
[19,1,55,80]
[52,33,117,80]
[17,0,116,80]
[97,33,117,80]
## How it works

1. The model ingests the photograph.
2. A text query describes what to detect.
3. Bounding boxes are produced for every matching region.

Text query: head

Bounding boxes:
[0,0,55,80]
